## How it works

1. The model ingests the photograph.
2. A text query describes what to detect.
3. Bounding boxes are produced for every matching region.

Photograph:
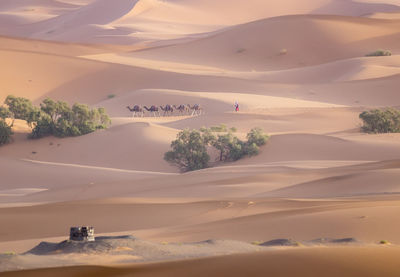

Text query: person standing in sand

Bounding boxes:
[234,101,239,112]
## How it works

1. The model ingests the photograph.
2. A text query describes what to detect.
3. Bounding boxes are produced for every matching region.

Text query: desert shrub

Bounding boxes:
[164,129,211,172]
[359,108,400,133]
[0,120,12,145]
[365,50,392,57]
[165,127,269,171]
[0,106,11,120]
[4,95,37,126]
[210,124,228,132]
[247,127,270,146]
[212,132,244,161]
[379,240,391,245]
[3,95,111,139]
[107,94,116,99]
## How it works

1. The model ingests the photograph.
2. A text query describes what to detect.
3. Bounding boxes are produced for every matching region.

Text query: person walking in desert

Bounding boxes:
[234,101,239,112]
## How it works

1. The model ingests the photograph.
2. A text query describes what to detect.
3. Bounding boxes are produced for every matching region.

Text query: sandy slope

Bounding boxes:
[124,15,400,71]
[3,247,400,277]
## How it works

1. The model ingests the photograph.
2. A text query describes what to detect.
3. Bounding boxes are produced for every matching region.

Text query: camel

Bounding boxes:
[160,104,174,116]
[144,105,160,117]
[173,104,190,115]
[187,104,203,116]
[126,105,144,117]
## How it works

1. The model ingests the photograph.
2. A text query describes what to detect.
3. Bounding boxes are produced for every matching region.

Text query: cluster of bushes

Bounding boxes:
[360,108,400,133]
[0,95,111,144]
[365,49,392,57]
[164,127,269,171]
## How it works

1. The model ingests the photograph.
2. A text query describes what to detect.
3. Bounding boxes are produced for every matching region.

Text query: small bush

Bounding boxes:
[360,108,400,133]
[366,50,392,57]
[379,240,391,245]
[210,124,228,132]
[0,120,13,145]
[107,94,116,99]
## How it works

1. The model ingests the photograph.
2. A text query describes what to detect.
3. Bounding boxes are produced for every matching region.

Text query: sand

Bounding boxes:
[1,0,400,275]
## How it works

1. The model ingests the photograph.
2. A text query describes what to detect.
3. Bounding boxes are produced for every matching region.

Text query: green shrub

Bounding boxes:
[247,127,270,147]
[4,95,37,127]
[107,94,116,99]
[0,120,12,145]
[210,124,228,132]
[360,108,400,133]
[365,50,392,57]
[164,129,211,172]
[379,240,391,245]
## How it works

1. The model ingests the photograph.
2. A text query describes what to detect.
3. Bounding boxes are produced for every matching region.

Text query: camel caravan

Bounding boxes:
[126,104,203,117]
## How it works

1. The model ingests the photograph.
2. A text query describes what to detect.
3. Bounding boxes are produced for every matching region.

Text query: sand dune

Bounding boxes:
[126,15,400,71]
[0,122,177,172]
[0,0,399,43]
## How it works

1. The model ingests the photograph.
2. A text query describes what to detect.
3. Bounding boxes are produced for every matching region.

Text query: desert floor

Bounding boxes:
[1,0,400,276]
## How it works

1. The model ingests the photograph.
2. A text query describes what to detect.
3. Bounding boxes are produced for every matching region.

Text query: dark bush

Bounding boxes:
[360,108,400,133]
[164,129,211,172]
[365,50,392,57]
[0,120,12,145]
[165,127,269,171]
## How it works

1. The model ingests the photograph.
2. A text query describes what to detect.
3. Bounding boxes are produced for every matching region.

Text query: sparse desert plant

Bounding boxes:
[251,241,263,245]
[2,251,16,256]
[365,49,392,57]
[0,120,13,146]
[379,240,391,245]
[210,124,228,132]
[107,94,116,99]
[237,48,246,53]
[359,108,400,133]
[247,127,270,147]
[0,107,13,145]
